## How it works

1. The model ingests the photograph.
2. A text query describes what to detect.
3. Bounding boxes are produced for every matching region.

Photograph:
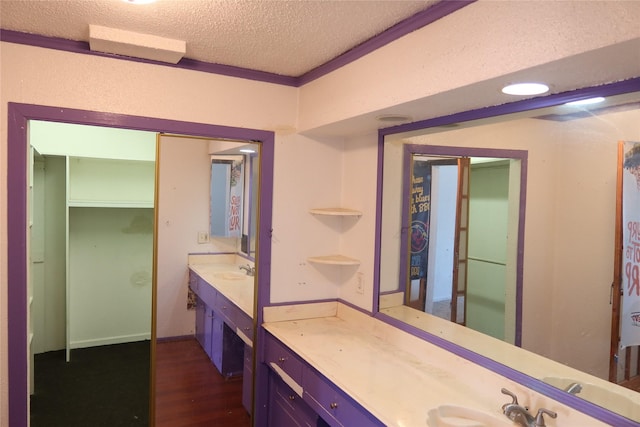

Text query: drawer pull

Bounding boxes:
[288,395,295,401]
[278,357,286,363]
[330,402,338,409]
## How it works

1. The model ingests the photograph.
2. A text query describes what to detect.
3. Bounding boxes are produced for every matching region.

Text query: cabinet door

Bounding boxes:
[204,306,214,360]
[242,344,253,415]
[211,316,224,371]
[195,296,206,350]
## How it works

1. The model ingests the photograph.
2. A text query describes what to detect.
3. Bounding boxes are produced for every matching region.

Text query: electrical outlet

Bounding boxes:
[197,231,209,244]
[356,272,364,294]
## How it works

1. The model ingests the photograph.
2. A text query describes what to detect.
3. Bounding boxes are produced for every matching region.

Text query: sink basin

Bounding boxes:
[427,405,513,427]
[213,271,247,281]
[542,377,640,419]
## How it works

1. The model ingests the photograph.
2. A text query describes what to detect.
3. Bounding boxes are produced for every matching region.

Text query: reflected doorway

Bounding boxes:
[401,153,518,342]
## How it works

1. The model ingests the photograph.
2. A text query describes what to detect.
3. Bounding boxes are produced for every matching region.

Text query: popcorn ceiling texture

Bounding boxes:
[0,0,436,76]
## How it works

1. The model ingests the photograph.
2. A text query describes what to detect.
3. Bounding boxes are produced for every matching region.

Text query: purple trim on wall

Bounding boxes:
[0,1,474,87]
[376,312,639,427]
[0,29,299,87]
[379,78,640,138]
[7,105,29,427]
[375,78,640,426]
[7,103,275,427]
[297,0,476,85]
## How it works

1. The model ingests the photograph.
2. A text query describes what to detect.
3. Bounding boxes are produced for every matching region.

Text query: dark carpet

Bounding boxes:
[30,340,150,427]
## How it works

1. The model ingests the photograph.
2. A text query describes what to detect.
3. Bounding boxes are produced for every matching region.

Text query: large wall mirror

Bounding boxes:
[375,81,640,423]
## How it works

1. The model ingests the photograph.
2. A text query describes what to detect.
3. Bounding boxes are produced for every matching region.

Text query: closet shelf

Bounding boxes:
[68,200,154,208]
[309,208,362,216]
[307,255,360,266]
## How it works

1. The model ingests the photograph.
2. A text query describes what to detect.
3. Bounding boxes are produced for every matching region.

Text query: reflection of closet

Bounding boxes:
[65,157,155,359]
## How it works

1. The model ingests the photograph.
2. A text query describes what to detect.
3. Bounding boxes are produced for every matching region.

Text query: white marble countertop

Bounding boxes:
[380,304,640,420]
[264,303,608,427]
[188,254,254,318]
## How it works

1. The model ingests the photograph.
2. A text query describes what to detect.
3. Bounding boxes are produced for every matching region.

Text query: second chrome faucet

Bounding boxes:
[501,388,557,427]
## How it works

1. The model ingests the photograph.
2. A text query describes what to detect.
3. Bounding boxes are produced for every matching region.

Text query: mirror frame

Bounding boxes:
[373,77,640,427]
[6,102,274,427]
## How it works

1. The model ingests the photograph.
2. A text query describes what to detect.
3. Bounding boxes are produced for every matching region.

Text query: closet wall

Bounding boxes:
[29,121,156,362]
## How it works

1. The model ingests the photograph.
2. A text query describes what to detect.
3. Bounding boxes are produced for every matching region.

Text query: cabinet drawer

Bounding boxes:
[270,371,317,427]
[304,368,383,427]
[234,311,253,344]
[264,334,305,387]
[214,292,234,325]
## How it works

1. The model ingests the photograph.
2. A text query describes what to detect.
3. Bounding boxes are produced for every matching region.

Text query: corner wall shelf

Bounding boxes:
[307,255,360,266]
[309,208,362,216]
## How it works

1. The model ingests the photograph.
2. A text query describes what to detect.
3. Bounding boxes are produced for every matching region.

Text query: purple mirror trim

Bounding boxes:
[7,102,275,427]
[375,77,640,426]
[380,78,640,138]
[0,1,474,88]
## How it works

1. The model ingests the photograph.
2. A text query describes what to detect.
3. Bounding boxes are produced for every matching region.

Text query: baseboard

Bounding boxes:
[70,333,151,349]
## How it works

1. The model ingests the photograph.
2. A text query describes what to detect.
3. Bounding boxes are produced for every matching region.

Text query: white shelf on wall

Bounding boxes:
[309,207,362,216]
[68,200,154,208]
[307,254,360,266]
[308,207,362,266]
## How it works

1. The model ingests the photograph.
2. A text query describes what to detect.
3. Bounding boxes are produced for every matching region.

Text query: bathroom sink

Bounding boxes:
[427,405,513,427]
[542,377,640,419]
[213,271,247,281]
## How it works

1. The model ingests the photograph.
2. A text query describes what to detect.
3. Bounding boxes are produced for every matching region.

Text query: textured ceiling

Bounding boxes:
[0,0,437,76]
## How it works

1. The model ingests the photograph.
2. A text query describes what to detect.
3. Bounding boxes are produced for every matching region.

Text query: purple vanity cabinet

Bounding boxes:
[268,371,319,427]
[242,344,253,414]
[263,332,384,427]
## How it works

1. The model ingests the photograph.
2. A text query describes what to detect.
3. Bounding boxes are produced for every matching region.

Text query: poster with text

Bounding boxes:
[227,160,244,238]
[621,141,640,349]
[410,161,431,281]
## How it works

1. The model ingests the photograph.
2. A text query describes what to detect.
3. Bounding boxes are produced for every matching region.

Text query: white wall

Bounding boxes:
[30,121,156,161]
[156,135,239,338]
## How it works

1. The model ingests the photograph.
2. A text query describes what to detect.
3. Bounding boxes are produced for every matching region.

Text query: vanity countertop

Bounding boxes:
[263,303,608,427]
[188,258,254,318]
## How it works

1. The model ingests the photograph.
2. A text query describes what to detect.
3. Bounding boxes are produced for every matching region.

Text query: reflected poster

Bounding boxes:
[621,141,640,348]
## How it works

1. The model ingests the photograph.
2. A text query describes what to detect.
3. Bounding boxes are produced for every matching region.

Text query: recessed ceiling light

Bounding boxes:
[501,83,549,96]
[564,97,606,106]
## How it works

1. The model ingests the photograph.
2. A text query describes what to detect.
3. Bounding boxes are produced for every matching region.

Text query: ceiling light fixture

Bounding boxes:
[501,83,549,96]
[564,97,606,106]
[89,24,185,64]
[376,114,413,123]
[239,148,256,153]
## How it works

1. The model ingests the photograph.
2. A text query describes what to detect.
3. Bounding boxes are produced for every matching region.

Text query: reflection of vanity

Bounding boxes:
[261,302,608,426]
[187,254,255,414]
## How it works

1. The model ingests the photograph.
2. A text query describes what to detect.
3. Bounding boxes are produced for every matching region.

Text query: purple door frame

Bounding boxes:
[6,102,274,427]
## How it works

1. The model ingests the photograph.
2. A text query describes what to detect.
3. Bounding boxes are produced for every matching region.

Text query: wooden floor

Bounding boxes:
[155,338,251,427]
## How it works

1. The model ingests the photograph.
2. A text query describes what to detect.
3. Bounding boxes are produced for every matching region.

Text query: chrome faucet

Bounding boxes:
[238,264,255,276]
[564,382,582,395]
[501,388,557,427]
